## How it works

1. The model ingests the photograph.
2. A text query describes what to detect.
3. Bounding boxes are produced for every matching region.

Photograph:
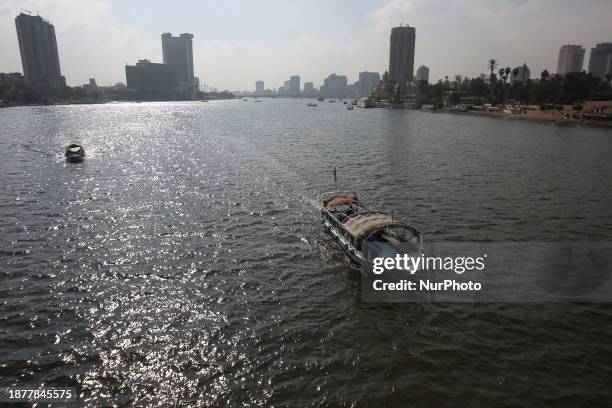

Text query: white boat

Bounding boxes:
[347,105,354,110]
[320,192,422,266]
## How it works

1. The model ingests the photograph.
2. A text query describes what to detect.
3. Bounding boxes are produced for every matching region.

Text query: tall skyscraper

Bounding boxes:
[320,73,348,98]
[255,80,264,94]
[588,43,612,80]
[289,75,300,95]
[358,72,381,97]
[416,65,429,83]
[161,33,194,87]
[15,13,63,86]
[556,44,585,75]
[510,64,531,83]
[389,25,416,87]
[303,82,314,96]
[281,80,291,95]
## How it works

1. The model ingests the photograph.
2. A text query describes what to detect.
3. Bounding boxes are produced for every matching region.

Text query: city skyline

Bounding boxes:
[1,0,611,90]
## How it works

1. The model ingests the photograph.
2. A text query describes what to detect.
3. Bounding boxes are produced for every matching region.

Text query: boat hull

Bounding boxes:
[65,153,85,162]
[322,216,369,266]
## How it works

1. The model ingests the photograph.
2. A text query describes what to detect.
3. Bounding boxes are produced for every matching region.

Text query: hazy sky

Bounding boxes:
[1,0,611,90]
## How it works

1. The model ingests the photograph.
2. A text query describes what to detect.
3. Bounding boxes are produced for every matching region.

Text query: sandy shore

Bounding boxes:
[439,109,612,128]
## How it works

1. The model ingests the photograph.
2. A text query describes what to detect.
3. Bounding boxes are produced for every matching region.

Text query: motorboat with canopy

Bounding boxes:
[65,144,85,162]
[321,192,422,265]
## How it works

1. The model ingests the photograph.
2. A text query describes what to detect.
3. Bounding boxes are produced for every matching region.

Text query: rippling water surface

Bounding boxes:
[1,100,612,406]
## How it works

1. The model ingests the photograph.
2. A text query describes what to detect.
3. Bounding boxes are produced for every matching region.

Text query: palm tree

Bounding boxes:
[488,59,497,100]
[540,69,549,81]
[488,59,498,79]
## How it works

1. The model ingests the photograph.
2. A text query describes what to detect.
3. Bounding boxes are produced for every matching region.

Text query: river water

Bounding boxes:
[1,100,612,406]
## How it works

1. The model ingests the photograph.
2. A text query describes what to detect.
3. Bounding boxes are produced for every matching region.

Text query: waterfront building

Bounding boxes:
[289,75,300,96]
[416,65,429,83]
[320,73,348,98]
[125,59,177,93]
[161,33,195,89]
[255,80,264,94]
[83,78,98,95]
[303,81,315,96]
[15,13,64,87]
[510,64,530,83]
[346,83,358,98]
[389,24,416,87]
[556,44,585,75]
[358,72,381,97]
[588,43,612,80]
[279,80,291,96]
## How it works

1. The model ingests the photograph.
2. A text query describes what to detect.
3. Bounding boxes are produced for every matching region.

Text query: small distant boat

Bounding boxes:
[317,97,324,102]
[321,192,422,266]
[347,105,354,110]
[328,99,336,103]
[307,103,318,107]
[243,98,248,101]
[343,101,348,105]
[200,100,209,102]
[255,99,262,102]
[65,144,85,162]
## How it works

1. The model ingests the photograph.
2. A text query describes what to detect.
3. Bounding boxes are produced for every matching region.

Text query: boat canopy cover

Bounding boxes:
[342,212,393,239]
[66,144,83,152]
[324,196,357,209]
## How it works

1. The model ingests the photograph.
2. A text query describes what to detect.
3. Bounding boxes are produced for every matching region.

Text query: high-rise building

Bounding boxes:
[303,82,314,96]
[125,59,177,93]
[320,73,348,98]
[416,65,429,83]
[289,75,300,95]
[588,43,612,80]
[281,80,291,96]
[161,33,194,88]
[358,72,381,97]
[255,80,264,94]
[556,44,585,75]
[15,13,63,86]
[510,64,530,83]
[389,25,416,87]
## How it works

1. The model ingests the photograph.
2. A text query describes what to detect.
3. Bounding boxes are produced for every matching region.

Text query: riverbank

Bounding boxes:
[471,110,612,127]
[418,107,612,128]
